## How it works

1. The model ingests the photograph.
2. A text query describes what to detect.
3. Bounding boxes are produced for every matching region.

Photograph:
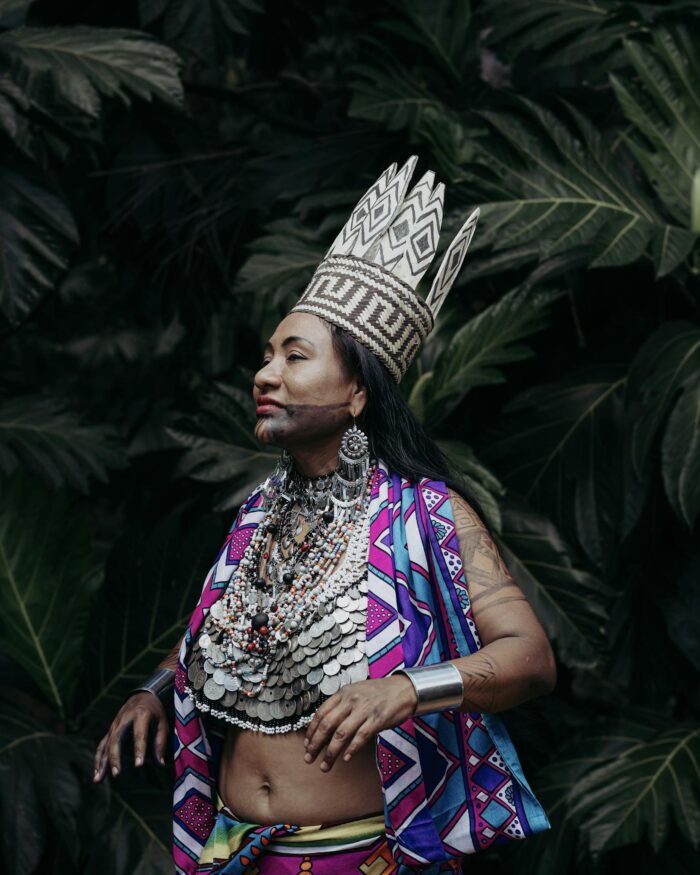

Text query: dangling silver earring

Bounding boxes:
[332,414,369,506]
[261,449,292,508]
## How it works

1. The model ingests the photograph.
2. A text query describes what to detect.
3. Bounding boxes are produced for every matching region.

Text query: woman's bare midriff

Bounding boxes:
[217,502,382,824]
[218,724,384,825]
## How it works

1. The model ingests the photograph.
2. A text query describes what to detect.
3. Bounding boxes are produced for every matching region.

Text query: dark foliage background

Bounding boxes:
[1,1,699,872]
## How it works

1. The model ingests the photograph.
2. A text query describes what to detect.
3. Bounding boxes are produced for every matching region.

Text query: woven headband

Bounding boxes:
[289,155,479,382]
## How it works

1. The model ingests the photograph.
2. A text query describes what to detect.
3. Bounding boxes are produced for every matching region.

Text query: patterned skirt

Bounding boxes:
[195,795,460,874]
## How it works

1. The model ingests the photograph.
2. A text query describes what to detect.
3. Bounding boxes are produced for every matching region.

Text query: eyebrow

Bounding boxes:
[263,335,316,351]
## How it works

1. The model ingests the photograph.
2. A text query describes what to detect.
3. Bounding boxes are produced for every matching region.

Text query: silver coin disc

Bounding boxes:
[203,678,225,700]
[306,667,323,685]
[324,658,341,676]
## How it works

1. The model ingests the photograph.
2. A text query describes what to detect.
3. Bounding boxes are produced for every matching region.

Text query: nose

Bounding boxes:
[254,359,282,394]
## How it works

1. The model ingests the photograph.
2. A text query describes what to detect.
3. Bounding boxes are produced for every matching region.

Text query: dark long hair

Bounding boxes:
[329,323,494,536]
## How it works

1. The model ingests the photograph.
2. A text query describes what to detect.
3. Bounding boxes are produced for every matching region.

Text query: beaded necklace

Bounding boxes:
[184,462,375,732]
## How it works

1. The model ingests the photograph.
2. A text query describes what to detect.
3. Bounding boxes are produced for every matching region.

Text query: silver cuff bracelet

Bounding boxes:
[396,662,464,716]
[130,667,175,700]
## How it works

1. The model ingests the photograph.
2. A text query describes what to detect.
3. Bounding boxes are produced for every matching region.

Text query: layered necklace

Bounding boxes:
[185,451,375,733]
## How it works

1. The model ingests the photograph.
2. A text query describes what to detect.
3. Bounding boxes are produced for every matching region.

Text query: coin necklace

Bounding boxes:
[193,462,375,703]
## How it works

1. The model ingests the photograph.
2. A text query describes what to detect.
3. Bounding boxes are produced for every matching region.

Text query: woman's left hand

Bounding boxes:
[303,674,417,772]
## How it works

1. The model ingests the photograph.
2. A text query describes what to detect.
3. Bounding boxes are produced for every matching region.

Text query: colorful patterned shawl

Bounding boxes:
[173,460,550,873]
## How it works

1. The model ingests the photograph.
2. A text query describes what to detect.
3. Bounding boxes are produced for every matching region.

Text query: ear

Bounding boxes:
[350,376,368,419]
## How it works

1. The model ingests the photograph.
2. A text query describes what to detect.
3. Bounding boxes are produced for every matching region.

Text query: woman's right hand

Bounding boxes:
[93,692,169,783]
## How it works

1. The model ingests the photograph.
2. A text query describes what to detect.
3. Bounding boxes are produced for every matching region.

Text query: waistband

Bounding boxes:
[214,793,386,846]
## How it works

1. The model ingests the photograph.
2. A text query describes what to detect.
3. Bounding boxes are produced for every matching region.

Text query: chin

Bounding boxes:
[254,419,288,449]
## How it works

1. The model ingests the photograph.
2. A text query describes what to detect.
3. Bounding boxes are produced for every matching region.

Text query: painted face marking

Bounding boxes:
[254,401,353,445]
[284,402,350,416]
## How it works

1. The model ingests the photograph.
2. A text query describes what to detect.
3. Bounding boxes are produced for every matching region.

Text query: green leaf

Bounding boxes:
[0,164,79,325]
[573,724,700,854]
[0,700,94,874]
[76,509,230,731]
[661,374,700,528]
[436,439,505,533]
[483,365,634,571]
[139,0,262,49]
[482,1,700,71]
[610,25,700,245]
[692,169,700,233]
[167,381,277,510]
[627,321,700,482]
[235,218,325,315]
[499,499,612,670]
[481,0,627,68]
[518,712,666,875]
[0,75,28,139]
[0,473,98,717]
[0,26,184,120]
[348,57,444,133]
[650,224,698,277]
[0,0,31,27]
[660,549,700,673]
[380,0,476,84]
[473,97,694,276]
[421,285,559,427]
[83,772,172,875]
[0,395,127,492]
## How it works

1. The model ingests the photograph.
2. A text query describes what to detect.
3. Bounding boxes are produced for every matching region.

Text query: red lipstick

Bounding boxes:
[255,396,285,415]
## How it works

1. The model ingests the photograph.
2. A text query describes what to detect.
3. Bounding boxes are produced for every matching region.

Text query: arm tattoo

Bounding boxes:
[473,594,528,616]
[454,651,498,713]
[449,490,520,607]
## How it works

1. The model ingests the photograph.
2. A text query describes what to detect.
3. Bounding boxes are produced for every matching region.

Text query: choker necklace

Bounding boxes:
[184,460,375,733]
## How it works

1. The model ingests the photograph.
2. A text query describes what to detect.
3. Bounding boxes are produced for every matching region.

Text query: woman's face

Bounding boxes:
[252,312,366,452]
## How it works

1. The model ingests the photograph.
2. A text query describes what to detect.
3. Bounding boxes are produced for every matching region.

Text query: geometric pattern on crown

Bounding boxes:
[290,155,480,383]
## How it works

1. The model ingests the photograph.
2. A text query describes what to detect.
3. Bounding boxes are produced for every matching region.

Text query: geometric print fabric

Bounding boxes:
[172,460,550,874]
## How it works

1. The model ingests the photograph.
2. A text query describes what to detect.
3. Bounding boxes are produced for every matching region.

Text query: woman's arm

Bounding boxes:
[303,491,557,772]
[445,487,557,712]
[93,632,185,782]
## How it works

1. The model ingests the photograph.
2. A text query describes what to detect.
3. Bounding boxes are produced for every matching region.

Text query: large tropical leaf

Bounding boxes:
[435,439,505,533]
[0,26,184,120]
[660,548,700,673]
[75,509,229,733]
[482,365,639,571]
[661,374,700,528]
[348,59,480,180]
[0,0,30,28]
[0,72,27,139]
[627,321,700,526]
[348,58,444,134]
[516,711,668,875]
[0,700,95,875]
[611,25,700,238]
[498,499,612,670]
[0,395,127,492]
[481,1,699,71]
[472,97,697,278]
[412,285,560,428]
[0,473,99,717]
[82,770,172,875]
[235,217,325,325]
[0,164,78,325]
[166,381,277,510]
[379,0,477,85]
[139,0,262,50]
[573,723,700,853]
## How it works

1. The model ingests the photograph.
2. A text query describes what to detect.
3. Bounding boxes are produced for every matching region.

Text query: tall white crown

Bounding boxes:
[291,156,480,382]
[325,155,479,318]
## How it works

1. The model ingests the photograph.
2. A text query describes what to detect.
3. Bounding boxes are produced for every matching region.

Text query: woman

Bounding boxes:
[94,157,556,873]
